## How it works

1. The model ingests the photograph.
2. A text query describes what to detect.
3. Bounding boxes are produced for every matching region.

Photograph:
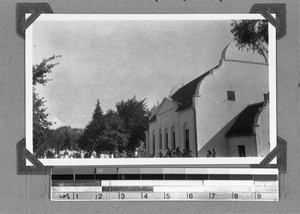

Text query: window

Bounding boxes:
[159,130,162,150]
[227,91,235,101]
[152,132,155,156]
[171,127,175,149]
[165,131,168,150]
[185,129,190,151]
[238,145,246,157]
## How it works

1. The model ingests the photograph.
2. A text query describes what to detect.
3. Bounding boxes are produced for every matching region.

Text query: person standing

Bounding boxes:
[212,148,216,157]
[175,147,182,157]
[165,148,171,157]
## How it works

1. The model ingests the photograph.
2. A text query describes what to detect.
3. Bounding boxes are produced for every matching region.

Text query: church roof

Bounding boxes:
[225,101,266,137]
[171,66,218,111]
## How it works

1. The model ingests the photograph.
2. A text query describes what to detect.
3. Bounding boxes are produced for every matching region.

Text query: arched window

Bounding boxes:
[159,129,162,150]
[171,126,175,149]
[184,123,190,151]
[164,128,168,150]
[152,131,155,156]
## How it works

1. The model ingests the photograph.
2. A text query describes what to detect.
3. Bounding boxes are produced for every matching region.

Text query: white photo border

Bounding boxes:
[25,14,276,166]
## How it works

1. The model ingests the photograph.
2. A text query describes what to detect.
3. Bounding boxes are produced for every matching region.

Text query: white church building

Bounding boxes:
[146,43,270,158]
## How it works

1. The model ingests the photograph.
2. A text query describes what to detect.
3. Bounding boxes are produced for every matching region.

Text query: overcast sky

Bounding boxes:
[32,19,234,129]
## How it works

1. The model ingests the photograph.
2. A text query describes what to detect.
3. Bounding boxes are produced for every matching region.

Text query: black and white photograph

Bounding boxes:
[3,0,300,211]
[26,14,276,166]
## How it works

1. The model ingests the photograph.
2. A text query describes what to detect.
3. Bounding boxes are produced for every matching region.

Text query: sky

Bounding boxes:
[32,18,235,129]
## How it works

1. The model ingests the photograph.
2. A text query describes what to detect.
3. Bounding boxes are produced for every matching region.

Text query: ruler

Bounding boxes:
[50,168,279,201]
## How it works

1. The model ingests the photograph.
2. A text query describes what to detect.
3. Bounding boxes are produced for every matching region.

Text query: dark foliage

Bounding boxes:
[94,110,129,153]
[78,99,105,152]
[78,100,129,154]
[47,126,83,153]
[33,55,61,86]
[231,20,268,63]
[32,55,61,157]
[116,96,149,152]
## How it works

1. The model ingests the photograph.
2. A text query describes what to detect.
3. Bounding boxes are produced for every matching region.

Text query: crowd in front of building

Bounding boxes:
[37,147,218,159]
[37,148,145,159]
[156,147,193,158]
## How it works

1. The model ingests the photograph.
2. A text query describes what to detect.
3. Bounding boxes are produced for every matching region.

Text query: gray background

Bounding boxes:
[0,0,299,213]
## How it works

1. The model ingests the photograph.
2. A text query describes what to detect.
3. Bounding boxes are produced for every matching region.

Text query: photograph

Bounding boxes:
[25,14,276,166]
[2,0,300,212]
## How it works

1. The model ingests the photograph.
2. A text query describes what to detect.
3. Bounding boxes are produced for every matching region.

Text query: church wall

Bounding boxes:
[195,60,268,157]
[228,135,258,157]
[196,113,238,157]
[148,105,179,157]
[178,108,196,156]
[148,103,196,157]
[148,121,157,157]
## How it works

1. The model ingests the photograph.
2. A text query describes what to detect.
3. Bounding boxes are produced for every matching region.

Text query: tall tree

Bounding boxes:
[32,55,61,157]
[33,88,52,156]
[94,110,129,153]
[78,101,129,154]
[78,99,105,153]
[116,96,149,152]
[230,20,268,63]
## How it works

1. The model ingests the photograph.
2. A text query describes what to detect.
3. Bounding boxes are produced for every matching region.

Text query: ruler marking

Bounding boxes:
[51,191,278,201]
[51,169,279,201]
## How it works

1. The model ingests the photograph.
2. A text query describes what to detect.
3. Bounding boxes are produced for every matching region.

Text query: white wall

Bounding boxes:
[148,99,178,156]
[228,135,258,157]
[148,98,195,156]
[195,59,268,157]
[178,108,196,156]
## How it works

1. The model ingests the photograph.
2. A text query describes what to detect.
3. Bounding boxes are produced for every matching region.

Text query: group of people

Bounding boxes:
[39,148,116,159]
[156,147,217,158]
[38,148,143,159]
[157,147,193,158]
[38,147,217,159]
[38,147,217,158]
[207,148,217,157]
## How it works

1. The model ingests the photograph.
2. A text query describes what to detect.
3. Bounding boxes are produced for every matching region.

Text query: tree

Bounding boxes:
[33,88,52,156]
[94,110,129,153]
[136,140,146,157]
[67,127,84,151]
[116,96,149,152]
[33,55,61,86]
[47,127,68,153]
[47,126,83,153]
[32,55,61,157]
[230,20,268,63]
[78,101,129,154]
[78,99,105,152]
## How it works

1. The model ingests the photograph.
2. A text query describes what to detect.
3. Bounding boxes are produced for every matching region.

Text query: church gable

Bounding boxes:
[156,98,178,116]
